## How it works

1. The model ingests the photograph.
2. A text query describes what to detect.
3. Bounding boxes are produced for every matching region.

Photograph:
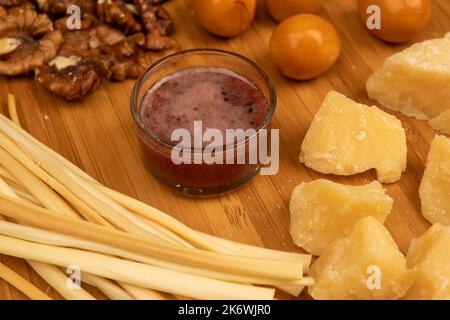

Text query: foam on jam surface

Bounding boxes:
[140,67,268,144]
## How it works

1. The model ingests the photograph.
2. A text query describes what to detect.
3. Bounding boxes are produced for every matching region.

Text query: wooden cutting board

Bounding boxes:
[0,0,449,300]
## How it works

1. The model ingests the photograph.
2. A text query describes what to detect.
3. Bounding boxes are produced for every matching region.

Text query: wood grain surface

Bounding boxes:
[0,0,449,300]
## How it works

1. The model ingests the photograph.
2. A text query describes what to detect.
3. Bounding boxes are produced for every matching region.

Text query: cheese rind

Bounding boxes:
[308,217,412,300]
[289,179,393,256]
[300,91,407,183]
[419,135,450,225]
[367,33,450,120]
[429,110,450,136]
[405,224,450,300]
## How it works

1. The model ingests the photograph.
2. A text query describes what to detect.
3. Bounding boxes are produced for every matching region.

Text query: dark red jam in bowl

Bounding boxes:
[131,49,276,196]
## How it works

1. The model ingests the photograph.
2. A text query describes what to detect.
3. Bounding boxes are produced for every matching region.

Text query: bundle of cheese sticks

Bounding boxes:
[0,94,312,300]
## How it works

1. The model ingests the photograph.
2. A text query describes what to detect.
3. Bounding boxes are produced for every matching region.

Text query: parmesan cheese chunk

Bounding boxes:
[405,224,450,300]
[429,110,450,136]
[289,179,393,256]
[300,91,407,183]
[308,217,412,300]
[419,135,450,225]
[367,33,450,120]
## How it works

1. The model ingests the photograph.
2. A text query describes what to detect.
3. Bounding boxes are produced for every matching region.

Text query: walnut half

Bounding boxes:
[0,10,62,75]
[97,0,142,34]
[36,55,112,100]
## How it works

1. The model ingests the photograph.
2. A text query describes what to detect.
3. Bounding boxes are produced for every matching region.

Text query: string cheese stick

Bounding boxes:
[0,262,51,300]
[0,220,311,287]
[0,114,228,249]
[98,185,310,266]
[0,166,16,183]
[0,133,111,227]
[0,114,96,183]
[0,170,311,292]
[3,98,178,299]
[0,145,79,219]
[0,168,150,301]
[82,274,133,300]
[0,124,166,299]
[30,262,95,300]
[0,234,276,300]
[0,178,96,300]
[7,94,20,127]
[0,112,173,242]
[0,168,311,290]
[0,195,304,282]
[118,283,166,300]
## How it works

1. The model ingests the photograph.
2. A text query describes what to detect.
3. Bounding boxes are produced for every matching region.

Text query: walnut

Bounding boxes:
[59,30,92,58]
[36,55,112,100]
[97,0,142,34]
[88,24,126,49]
[110,46,176,81]
[7,1,36,15]
[0,0,24,7]
[99,32,145,56]
[140,5,173,36]
[146,33,179,50]
[38,0,96,16]
[53,13,98,32]
[133,0,170,9]
[0,10,62,75]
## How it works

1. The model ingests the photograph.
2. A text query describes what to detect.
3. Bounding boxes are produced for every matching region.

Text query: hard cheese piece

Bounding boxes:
[429,110,450,136]
[405,224,450,300]
[419,135,450,225]
[289,179,393,256]
[300,91,407,183]
[308,217,412,300]
[367,33,450,120]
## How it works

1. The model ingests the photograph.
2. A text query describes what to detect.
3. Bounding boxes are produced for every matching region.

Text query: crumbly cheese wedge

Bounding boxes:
[289,179,393,256]
[300,91,407,183]
[308,217,412,300]
[429,110,450,136]
[419,135,450,225]
[405,224,450,300]
[367,33,450,120]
